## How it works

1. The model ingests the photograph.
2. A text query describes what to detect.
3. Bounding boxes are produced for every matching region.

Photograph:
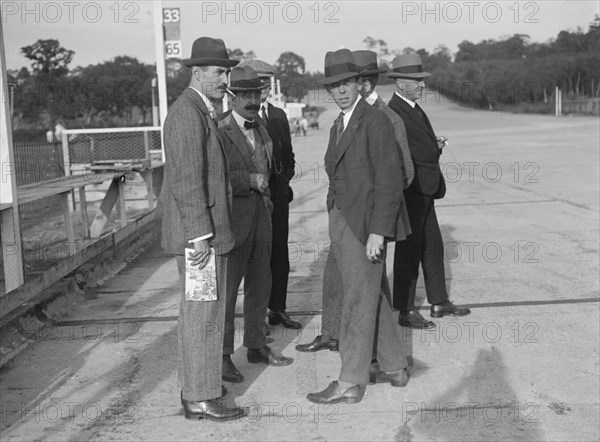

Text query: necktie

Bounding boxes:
[334,111,345,144]
[244,120,260,129]
[261,105,267,121]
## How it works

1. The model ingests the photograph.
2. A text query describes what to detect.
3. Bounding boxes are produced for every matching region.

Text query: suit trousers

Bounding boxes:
[329,206,408,385]
[268,199,290,312]
[321,252,393,343]
[176,254,226,402]
[393,186,448,311]
[223,196,273,355]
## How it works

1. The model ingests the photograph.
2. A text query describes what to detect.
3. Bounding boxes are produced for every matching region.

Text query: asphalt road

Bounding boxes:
[1,86,598,441]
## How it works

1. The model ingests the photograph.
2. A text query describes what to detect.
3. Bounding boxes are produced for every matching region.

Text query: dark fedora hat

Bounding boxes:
[181,37,239,68]
[386,53,431,79]
[352,50,387,76]
[227,66,270,92]
[319,49,359,85]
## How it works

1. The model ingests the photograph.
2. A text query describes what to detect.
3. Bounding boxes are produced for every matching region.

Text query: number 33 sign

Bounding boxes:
[163,8,181,59]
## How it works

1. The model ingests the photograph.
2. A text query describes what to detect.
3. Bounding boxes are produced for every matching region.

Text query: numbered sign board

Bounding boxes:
[163,7,181,59]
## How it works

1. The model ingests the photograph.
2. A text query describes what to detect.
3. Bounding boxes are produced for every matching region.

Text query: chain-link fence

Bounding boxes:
[64,127,162,165]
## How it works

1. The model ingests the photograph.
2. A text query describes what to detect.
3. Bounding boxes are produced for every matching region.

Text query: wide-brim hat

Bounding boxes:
[239,59,276,77]
[227,66,270,92]
[319,49,359,85]
[181,37,239,68]
[352,50,387,76]
[386,53,430,79]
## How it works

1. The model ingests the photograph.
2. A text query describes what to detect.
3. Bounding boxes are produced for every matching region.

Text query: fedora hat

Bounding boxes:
[352,50,387,76]
[239,59,276,77]
[319,49,359,85]
[386,53,430,79]
[227,66,270,92]
[181,37,239,68]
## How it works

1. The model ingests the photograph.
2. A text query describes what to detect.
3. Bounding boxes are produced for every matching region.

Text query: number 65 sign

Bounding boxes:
[163,7,181,59]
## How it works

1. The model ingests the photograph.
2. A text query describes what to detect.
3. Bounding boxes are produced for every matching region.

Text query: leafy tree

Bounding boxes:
[21,39,74,76]
[275,52,306,101]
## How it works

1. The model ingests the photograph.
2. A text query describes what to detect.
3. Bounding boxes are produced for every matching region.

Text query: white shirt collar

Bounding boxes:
[232,110,254,130]
[342,96,361,128]
[260,101,269,117]
[365,90,379,106]
[395,91,416,108]
[188,86,216,117]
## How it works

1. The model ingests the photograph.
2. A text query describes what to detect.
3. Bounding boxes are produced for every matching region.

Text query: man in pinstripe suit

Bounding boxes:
[158,37,246,421]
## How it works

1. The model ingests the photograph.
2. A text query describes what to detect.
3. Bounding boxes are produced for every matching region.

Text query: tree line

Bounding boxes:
[8,16,599,130]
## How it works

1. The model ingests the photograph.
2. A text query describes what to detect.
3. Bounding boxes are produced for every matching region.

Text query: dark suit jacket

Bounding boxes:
[372,96,412,241]
[388,94,446,199]
[218,112,274,248]
[263,103,295,204]
[158,87,234,256]
[325,98,404,244]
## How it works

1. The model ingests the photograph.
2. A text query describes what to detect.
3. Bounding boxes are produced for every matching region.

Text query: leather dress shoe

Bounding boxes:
[268,310,302,329]
[222,355,244,383]
[370,368,409,387]
[181,396,246,421]
[430,300,471,318]
[295,335,339,352]
[247,346,293,366]
[399,310,436,329]
[307,381,366,404]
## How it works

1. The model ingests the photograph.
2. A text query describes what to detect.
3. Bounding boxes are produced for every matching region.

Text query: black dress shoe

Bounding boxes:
[306,381,366,404]
[430,300,471,318]
[247,345,293,366]
[295,335,338,352]
[399,310,436,329]
[370,368,409,387]
[268,310,302,329]
[181,397,246,421]
[222,355,244,383]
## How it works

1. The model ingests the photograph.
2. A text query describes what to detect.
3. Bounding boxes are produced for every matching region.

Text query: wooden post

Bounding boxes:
[117,178,127,227]
[0,18,24,293]
[79,186,90,238]
[61,193,76,256]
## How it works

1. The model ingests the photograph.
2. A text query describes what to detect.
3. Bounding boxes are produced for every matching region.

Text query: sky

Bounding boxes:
[2,1,599,73]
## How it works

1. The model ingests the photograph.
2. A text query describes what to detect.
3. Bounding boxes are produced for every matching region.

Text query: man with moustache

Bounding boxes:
[158,37,245,421]
[306,49,409,405]
[238,59,301,331]
[218,65,293,384]
[387,53,471,328]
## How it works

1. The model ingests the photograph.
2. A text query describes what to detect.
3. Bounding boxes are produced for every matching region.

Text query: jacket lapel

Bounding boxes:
[222,116,254,167]
[390,94,436,142]
[334,99,367,168]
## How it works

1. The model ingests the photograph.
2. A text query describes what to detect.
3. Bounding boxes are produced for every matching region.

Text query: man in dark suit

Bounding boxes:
[239,59,301,330]
[218,65,293,384]
[296,50,414,355]
[157,37,245,421]
[387,53,471,329]
[307,49,409,405]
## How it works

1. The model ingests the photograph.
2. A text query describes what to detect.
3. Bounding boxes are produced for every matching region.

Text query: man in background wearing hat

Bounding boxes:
[239,59,301,331]
[158,37,245,421]
[218,65,294,385]
[387,53,471,329]
[307,49,409,405]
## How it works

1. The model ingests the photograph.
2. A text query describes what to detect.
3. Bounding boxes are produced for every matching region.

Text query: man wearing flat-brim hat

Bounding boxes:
[239,59,301,333]
[386,53,471,329]
[217,65,293,384]
[157,36,246,421]
[305,49,409,405]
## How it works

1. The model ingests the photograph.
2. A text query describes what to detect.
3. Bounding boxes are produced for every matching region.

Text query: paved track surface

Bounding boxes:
[1,88,598,441]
